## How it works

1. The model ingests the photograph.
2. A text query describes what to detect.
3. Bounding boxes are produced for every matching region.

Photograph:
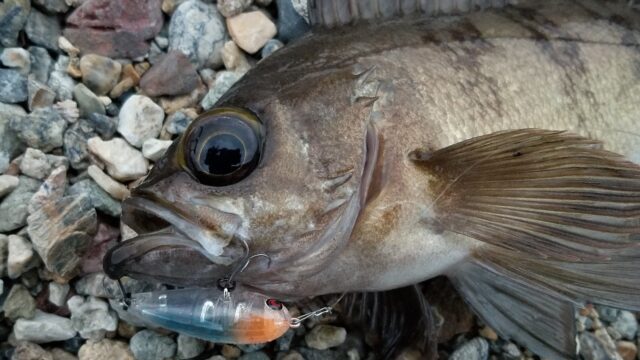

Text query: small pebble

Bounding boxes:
[165,109,197,135]
[27,165,67,216]
[79,54,122,96]
[201,71,243,110]
[130,330,177,360]
[239,352,270,360]
[68,295,118,340]
[227,10,277,54]
[217,0,253,17]
[449,337,489,360]
[222,344,242,358]
[261,38,284,58]
[611,310,637,340]
[305,325,347,350]
[48,55,75,101]
[68,179,122,217]
[276,0,310,42]
[0,175,19,198]
[87,137,149,181]
[77,338,134,360]
[74,83,106,117]
[479,326,498,341]
[48,282,71,307]
[176,334,206,359]
[27,78,57,111]
[87,165,130,201]
[142,138,173,162]
[12,342,53,360]
[19,148,52,180]
[10,106,67,152]
[140,51,200,97]
[7,234,35,279]
[29,46,53,84]
[0,48,31,74]
[3,284,37,320]
[222,40,252,73]
[0,69,28,103]
[25,9,61,50]
[58,36,80,57]
[0,176,41,232]
[14,310,77,343]
[616,340,637,360]
[117,95,165,147]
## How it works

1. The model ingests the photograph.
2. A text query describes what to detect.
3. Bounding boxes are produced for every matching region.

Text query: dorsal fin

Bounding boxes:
[308,0,517,28]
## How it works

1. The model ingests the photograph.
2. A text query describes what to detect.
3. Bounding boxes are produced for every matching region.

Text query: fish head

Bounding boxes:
[105,65,376,295]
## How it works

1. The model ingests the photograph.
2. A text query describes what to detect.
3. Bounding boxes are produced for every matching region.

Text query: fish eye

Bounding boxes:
[182,107,263,186]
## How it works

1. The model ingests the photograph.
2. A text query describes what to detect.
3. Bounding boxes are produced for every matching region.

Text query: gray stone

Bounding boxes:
[261,38,284,58]
[0,235,7,277]
[14,310,77,343]
[68,179,122,217]
[74,83,105,117]
[0,0,31,47]
[63,119,97,170]
[3,284,37,320]
[142,138,172,161]
[48,282,70,307]
[0,175,19,197]
[296,348,342,360]
[48,55,75,101]
[28,46,53,84]
[130,330,177,360]
[87,137,148,181]
[169,0,227,69]
[501,343,522,360]
[1,47,31,74]
[276,0,310,42]
[200,71,242,110]
[7,234,35,279]
[74,272,113,298]
[10,106,67,152]
[276,329,295,351]
[79,54,122,96]
[25,9,61,50]
[165,109,196,135]
[77,338,134,360]
[217,0,252,17]
[27,77,56,111]
[176,334,206,359]
[238,343,267,353]
[12,342,53,360]
[0,176,41,232]
[20,148,52,180]
[449,337,489,360]
[26,164,67,215]
[239,352,270,360]
[0,103,26,173]
[27,194,97,278]
[579,330,621,360]
[33,0,69,13]
[305,325,347,350]
[86,113,117,139]
[596,306,620,323]
[611,310,637,340]
[117,95,164,147]
[0,69,28,103]
[68,295,118,340]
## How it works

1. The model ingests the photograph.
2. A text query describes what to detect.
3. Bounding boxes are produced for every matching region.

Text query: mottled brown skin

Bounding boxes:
[123,0,640,300]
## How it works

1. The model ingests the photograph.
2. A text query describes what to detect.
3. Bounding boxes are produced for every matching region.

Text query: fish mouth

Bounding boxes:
[103,192,246,286]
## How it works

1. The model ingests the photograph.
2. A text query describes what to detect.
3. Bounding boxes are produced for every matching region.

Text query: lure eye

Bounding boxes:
[183,108,263,186]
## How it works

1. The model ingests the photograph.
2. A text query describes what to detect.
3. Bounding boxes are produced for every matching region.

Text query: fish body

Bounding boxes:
[105,1,640,358]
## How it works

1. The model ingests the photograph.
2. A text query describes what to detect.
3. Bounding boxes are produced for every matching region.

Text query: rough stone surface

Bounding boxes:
[69,296,118,340]
[14,310,77,343]
[74,83,106,117]
[0,175,19,197]
[48,55,75,101]
[142,138,172,162]
[169,0,227,68]
[77,338,134,360]
[227,10,277,54]
[276,0,310,43]
[0,176,41,232]
[87,165,130,201]
[7,234,35,279]
[117,95,164,147]
[27,194,97,278]
[3,284,37,320]
[201,71,242,110]
[10,106,67,152]
[19,148,52,180]
[305,325,347,350]
[0,69,28,103]
[164,109,196,135]
[27,77,57,111]
[33,0,69,13]
[63,119,97,170]
[1,48,31,74]
[140,51,199,97]
[48,282,71,307]
[130,330,177,360]
[28,165,68,214]
[217,0,252,17]
[176,334,206,359]
[12,342,54,360]
[79,54,122,96]
[612,311,638,340]
[29,46,52,84]
[222,40,251,73]
[0,0,31,47]
[261,38,284,58]
[0,103,27,172]
[25,9,61,50]
[87,137,148,181]
[579,330,621,360]
[68,179,122,217]
[449,337,490,360]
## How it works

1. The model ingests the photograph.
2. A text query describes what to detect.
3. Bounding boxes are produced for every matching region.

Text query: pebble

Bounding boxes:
[48,55,75,101]
[86,113,117,138]
[87,165,130,201]
[10,106,67,152]
[29,46,53,84]
[33,0,69,13]
[579,330,621,360]
[176,334,206,359]
[48,282,70,307]
[25,9,61,50]
[227,11,277,54]
[19,148,52,180]
[77,338,134,360]
[276,0,310,42]
[0,69,28,103]
[3,284,37,320]
[201,71,243,110]
[27,194,97,278]
[49,348,76,360]
[616,340,637,360]
[28,164,68,214]
[0,0,31,47]
[239,343,267,353]
[68,296,118,340]
[611,310,637,340]
[14,310,77,343]
[142,138,172,162]
[449,337,490,360]
[12,342,53,360]
[217,0,252,17]
[0,176,41,232]
[165,109,196,135]
[79,54,122,96]
[159,80,207,113]
[169,0,227,69]
[222,40,252,73]
[68,179,122,217]
[1,48,31,74]
[0,175,19,197]
[305,325,347,350]
[27,78,56,111]
[58,36,80,57]
[129,330,177,360]
[117,95,164,147]
[74,83,106,117]
[7,234,35,279]
[261,38,284,58]
[87,137,149,181]
[296,347,341,360]
[0,104,26,173]
[239,352,270,360]
[501,342,522,360]
[222,344,242,358]
[74,272,113,298]
[140,51,200,97]
[479,326,499,341]
[63,120,97,170]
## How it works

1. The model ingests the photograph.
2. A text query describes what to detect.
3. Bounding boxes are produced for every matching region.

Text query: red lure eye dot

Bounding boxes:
[266,298,283,310]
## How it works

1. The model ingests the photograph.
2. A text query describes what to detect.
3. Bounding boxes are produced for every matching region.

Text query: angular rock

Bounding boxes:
[169,0,227,68]
[117,95,164,147]
[1,48,31,74]
[217,0,252,17]
[87,137,148,181]
[12,342,54,360]
[54,99,80,124]
[200,71,242,110]
[130,330,176,360]
[612,311,637,340]
[63,120,96,170]
[227,10,277,54]
[3,284,37,320]
[79,54,122,96]
[159,79,207,113]
[27,194,97,278]
[20,148,52,180]
[0,69,28,103]
[0,0,31,47]
[222,40,251,73]
[276,0,310,43]
[449,337,490,360]
[68,179,122,217]
[86,113,117,139]
[142,138,172,162]
[68,296,118,340]
[28,46,53,84]
[177,334,206,359]
[49,348,76,360]
[0,103,26,173]
[48,55,75,101]
[14,310,77,343]
[10,107,67,152]
[74,83,105,117]
[0,175,19,197]
[33,0,69,13]
[28,77,57,111]
[48,282,71,307]
[64,0,163,59]
[7,234,35,279]
[140,51,199,97]
[305,325,347,350]
[579,330,621,360]
[78,338,134,360]
[87,165,130,201]
[0,176,41,232]
[25,9,61,50]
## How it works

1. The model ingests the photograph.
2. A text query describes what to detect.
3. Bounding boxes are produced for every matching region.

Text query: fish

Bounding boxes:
[104,0,640,358]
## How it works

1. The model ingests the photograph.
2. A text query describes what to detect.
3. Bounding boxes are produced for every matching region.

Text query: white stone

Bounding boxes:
[117,95,165,148]
[226,11,277,54]
[7,234,34,279]
[0,48,31,74]
[69,295,118,340]
[142,138,172,162]
[0,175,19,197]
[14,310,77,343]
[58,36,80,57]
[87,137,149,181]
[87,165,130,201]
[221,40,251,73]
[200,70,242,110]
[48,282,70,307]
[20,148,52,180]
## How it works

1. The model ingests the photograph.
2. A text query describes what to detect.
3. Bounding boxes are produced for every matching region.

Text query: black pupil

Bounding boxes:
[203,133,244,175]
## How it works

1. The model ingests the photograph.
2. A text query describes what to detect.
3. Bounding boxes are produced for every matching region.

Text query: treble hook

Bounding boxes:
[217,237,272,293]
